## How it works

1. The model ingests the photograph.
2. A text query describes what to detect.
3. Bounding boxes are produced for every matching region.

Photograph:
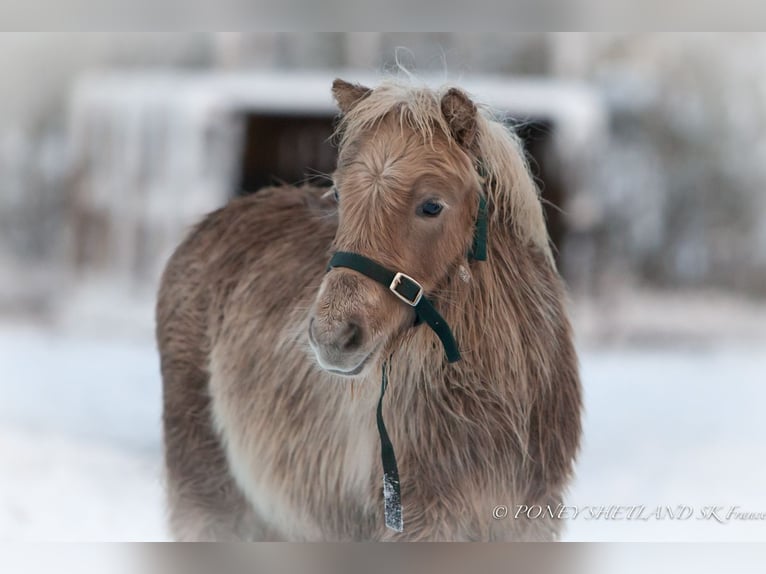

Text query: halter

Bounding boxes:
[325,190,489,532]
[327,251,462,363]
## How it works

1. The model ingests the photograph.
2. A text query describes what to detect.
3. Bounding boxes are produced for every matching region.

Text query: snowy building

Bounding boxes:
[65,70,607,296]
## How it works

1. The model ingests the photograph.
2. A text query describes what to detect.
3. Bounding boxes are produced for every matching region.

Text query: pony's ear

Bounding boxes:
[332,79,371,114]
[441,87,478,151]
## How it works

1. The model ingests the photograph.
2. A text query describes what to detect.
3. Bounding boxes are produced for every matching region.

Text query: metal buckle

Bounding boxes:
[389,272,424,307]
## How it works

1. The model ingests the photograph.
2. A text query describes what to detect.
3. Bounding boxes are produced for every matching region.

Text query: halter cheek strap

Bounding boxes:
[468,195,488,262]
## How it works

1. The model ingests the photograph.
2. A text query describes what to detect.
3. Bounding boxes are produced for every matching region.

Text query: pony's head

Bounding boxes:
[308,78,549,377]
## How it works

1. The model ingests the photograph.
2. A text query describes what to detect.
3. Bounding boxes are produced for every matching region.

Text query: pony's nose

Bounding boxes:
[309,317,364,353]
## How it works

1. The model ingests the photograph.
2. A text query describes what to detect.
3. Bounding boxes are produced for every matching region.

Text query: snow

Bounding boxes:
[71,70,605,135]
[0,322,166,542]
[0,324,160,451]
[1,318,764,541]
[0,426,165,542]
[564,343,766,541]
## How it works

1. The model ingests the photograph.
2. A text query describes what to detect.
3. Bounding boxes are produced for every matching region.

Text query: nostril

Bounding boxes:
[310,317,364,353]
[339,321,363,352]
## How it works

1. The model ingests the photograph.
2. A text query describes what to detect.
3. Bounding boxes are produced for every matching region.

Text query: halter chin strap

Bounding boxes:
[327,251,461,363]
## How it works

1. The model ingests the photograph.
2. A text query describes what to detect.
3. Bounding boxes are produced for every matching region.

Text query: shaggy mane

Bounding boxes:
[335,80,553,262]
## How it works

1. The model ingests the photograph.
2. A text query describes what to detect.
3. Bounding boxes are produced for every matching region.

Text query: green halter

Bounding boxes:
[325,191,488,532]
[326,193,487,363]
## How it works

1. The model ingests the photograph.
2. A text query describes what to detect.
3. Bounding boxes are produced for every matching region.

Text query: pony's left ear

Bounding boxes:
[332,79,372,114]
[441,87,478,151]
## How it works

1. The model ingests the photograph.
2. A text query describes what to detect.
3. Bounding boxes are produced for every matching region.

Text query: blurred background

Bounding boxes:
[0,32,764,541]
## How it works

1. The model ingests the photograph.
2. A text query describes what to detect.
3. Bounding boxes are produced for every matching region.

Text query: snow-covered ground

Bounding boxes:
[565,342,766,541]
[0,322,166,541]
[1,310,764,541]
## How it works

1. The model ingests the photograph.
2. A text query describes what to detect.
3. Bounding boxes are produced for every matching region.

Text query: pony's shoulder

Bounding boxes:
[234,184,335,211]
[188,185,335,240]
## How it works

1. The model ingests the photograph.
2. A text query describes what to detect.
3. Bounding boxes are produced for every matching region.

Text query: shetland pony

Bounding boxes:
[157,78,582,541]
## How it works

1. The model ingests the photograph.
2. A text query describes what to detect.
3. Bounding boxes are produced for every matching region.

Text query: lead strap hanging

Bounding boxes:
[376,357,403,532]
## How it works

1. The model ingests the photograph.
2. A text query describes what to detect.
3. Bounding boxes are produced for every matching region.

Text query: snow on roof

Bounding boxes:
[69,69,607,150]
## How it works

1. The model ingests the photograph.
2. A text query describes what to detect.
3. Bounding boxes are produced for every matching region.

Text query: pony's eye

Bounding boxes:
[417,200,443,217]
[332,187,339,202]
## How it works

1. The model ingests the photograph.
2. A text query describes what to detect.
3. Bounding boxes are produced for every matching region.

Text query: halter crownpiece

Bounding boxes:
[325,189,489,533]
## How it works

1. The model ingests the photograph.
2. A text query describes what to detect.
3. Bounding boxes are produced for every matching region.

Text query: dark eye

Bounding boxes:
[332,186,339,202]
[417,200,443,217]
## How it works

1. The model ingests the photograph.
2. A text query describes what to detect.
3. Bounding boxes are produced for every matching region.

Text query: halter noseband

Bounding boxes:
[322,191,488,533]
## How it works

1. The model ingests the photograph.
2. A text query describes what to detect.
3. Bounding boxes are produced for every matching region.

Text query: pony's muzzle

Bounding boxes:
[308,316,370,375]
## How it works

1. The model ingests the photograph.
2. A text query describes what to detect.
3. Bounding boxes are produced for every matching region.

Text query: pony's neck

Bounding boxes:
[392,215,556,387]
[457,218,544,356]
